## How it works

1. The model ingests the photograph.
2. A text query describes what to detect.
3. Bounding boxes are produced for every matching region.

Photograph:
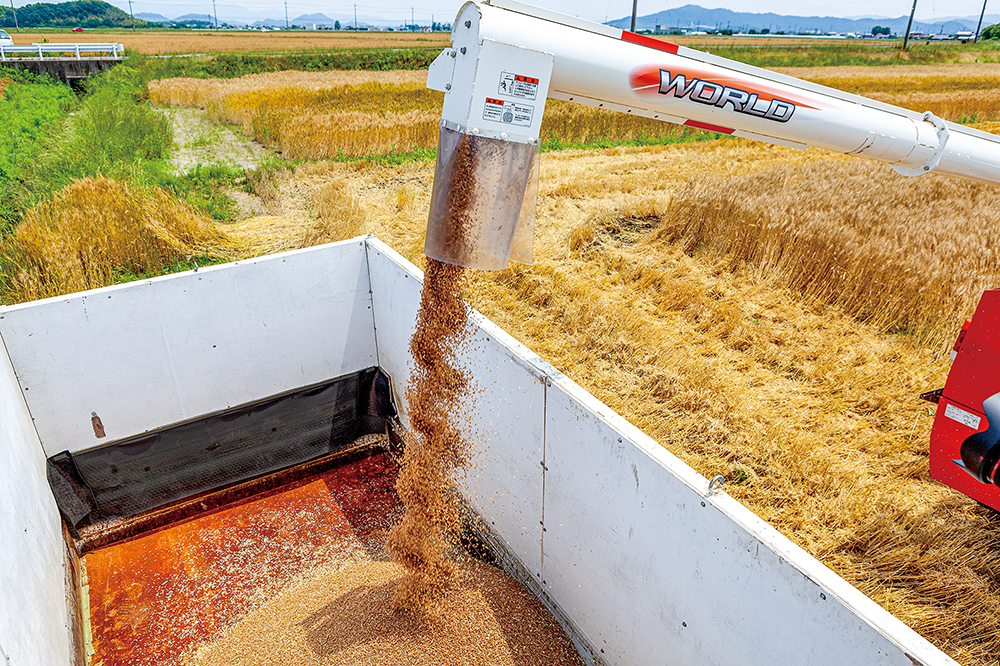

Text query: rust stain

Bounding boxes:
[83,453,400,666]
[91,412,106,439]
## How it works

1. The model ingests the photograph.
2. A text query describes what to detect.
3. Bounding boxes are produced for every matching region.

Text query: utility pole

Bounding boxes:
[630,0,638,31]
[975,0,989,41]
[127,0,136,30]
[284,0,289,29]
[411,6,414,31]
[354,3,357,29]
[211,0,217,29]
[9,0,18,31]
[902,0,917,50]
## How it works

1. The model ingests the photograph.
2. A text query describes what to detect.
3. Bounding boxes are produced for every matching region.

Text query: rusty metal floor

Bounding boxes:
[82,451,400,666]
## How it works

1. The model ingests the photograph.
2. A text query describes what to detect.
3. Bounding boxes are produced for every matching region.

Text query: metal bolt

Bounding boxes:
[460,46,467,54]
[820,592,827,600]
[465,19,471,27]
[924,165,930,171]
[449,49,456,57]
[445,83,452,90]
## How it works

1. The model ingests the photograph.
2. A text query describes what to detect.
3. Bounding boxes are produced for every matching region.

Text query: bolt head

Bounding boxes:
[465,19,471,27]
[445,83,451,90]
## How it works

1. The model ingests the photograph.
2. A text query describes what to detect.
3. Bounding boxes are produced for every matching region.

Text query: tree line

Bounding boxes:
[1,1,146,29]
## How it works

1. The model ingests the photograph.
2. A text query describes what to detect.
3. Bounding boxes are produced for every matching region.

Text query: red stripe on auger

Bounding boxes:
[621,30,680,54]
[684,119,735,134]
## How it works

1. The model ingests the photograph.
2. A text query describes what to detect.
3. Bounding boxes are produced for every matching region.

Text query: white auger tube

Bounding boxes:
[424,0,1000,269]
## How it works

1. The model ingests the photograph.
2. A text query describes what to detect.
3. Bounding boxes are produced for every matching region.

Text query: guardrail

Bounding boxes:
[0,43,125,60]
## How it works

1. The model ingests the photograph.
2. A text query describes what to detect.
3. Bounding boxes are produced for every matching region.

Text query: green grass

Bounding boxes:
[158,165,242,222]
[29,87,172,196]
[0,73,75,230]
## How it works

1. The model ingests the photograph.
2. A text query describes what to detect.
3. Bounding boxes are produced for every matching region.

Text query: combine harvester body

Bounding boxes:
[926,292,1000,511]
[2,3,999,665]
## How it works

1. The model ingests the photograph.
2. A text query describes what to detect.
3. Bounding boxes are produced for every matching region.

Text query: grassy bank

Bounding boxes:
[0,71,74,229]
[0,62,234,304]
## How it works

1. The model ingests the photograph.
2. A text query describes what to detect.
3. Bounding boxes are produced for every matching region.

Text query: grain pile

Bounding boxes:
[188,559,583,666]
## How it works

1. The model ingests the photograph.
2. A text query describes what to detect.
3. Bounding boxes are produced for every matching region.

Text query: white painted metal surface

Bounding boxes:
[366,236,956,666]
[0,342,71,666]
[0,43,124,60]
[427,0,1000,185]
[0,239,377,455]
[542,378,953,665]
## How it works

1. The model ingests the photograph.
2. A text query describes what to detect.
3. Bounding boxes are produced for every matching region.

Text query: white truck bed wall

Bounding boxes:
[0,339,72,666]
[0,237,955,666]
[0,240,377,455]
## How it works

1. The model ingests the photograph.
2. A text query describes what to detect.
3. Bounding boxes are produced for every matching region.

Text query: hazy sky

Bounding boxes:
[27,0,994,26]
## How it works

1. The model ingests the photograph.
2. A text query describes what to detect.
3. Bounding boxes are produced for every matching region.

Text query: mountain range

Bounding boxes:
[607,5,1000,35]
[136,8,397,28]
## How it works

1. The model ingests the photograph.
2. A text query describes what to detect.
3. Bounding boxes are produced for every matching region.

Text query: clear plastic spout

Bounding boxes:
[423,122,539,270]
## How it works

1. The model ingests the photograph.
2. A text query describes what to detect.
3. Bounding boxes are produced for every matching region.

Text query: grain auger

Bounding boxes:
[422,0,1000,270]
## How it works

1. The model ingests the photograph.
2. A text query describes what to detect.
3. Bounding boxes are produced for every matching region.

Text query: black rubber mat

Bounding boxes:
[48,367,396,528]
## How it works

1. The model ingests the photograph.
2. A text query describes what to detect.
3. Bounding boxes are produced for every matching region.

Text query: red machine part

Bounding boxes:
[929,290,1000,510]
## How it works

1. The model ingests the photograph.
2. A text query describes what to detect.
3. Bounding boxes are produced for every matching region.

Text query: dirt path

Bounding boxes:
[162,107,270,173]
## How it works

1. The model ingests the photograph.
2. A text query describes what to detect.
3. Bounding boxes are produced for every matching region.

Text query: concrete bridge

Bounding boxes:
[0,44,125,82]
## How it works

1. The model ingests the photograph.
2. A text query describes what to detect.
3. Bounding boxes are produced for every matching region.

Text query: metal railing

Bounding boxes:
[0,43,125,60]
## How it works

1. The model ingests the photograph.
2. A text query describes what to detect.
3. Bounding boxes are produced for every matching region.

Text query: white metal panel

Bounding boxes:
[541,376,956,666]
[0,239,377,455]
[0,339,71,666]
[366,238,547,574]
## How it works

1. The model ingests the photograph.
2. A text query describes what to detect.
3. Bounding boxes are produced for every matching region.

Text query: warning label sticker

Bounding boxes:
[483,97,534,127]
[498,71,539,100]
[945,403,982,430]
